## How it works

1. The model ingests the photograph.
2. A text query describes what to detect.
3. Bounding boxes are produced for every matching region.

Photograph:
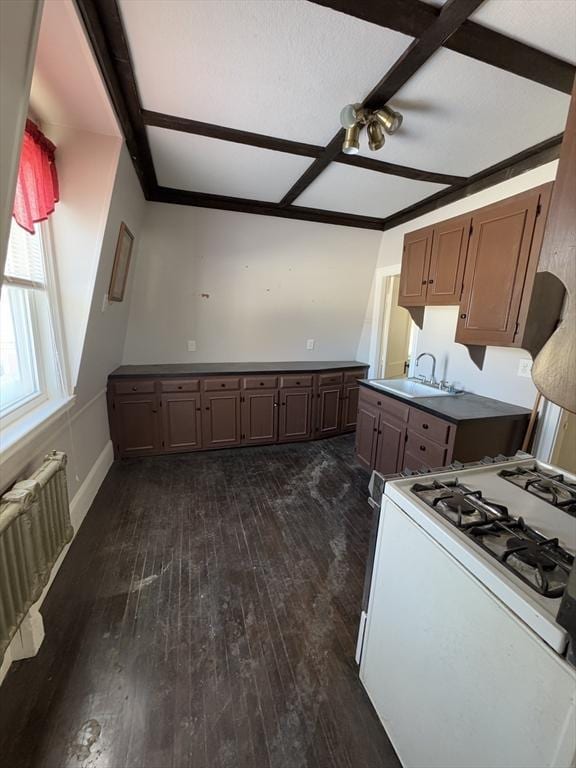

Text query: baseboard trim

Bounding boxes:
[0,440,114,685]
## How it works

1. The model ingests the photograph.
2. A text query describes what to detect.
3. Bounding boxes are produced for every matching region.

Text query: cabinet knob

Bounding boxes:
[152,409,158,414]
[460,313,467,319]
[419,445,426,451]
[428,279,434,285]
[178,385,183,390]
[422,280,427,285]
[259,382,264,386]
[132,386,137,391]
[377,401,381,406]
[422,423,429,430]
[296,381,300,385]
[221,383,226,387]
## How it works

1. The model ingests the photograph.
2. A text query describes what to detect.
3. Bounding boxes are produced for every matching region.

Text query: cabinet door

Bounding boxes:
[202,391,241,449]
[456,192,540,346]
[241,390,278,445]
[316,385,342,437]
[402,448,433,473]
[115,394,161,457]
[278,389,312,443]
[355,402,380,471]
[427,215,471,305]
[161,392,202,453]
[374,413,407,476]
[398,226,434,307]
[341,383,360,432]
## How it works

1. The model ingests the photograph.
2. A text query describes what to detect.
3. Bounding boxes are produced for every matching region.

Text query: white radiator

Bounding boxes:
[0,451,73,661]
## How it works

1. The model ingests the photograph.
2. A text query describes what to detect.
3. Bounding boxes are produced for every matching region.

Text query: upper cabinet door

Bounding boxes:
[398,226,434,307]
[427,215,471,305]
[455,191,540,347]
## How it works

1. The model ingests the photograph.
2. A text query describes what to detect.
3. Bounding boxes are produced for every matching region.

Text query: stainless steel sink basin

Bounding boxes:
[367,378,456,398]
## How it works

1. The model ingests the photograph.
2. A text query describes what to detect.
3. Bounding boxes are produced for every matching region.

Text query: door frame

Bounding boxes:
[367,266,419,380]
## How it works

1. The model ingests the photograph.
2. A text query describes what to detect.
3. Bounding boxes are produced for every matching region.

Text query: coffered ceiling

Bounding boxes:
[74,0,576,230]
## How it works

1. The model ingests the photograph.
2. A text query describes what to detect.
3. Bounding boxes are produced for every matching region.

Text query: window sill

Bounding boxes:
[0,395,76,465]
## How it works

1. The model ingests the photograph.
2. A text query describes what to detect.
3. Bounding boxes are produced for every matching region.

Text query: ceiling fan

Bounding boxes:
[339,104,403,154]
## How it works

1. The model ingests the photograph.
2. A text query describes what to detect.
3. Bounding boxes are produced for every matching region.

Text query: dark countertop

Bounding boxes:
[359,380,531,424]
[109,361,368,378]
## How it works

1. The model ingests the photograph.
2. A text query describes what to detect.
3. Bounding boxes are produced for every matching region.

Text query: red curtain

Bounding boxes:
[12,120,59,234]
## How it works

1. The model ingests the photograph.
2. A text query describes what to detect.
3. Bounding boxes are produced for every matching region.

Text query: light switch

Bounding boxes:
[306,339,315,350]
[517,358,532,378]
[187,340,196,352]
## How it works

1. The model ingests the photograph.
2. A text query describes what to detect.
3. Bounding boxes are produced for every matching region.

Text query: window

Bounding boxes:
[0,220,66,428]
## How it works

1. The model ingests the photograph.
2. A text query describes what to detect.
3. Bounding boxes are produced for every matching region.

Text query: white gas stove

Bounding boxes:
[359,456,576,768]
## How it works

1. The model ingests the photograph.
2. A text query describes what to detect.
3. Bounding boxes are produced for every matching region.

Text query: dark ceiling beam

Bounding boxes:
[308,0,576,95]
[74,0,157,198]
[143,109,464,185]
[380,133,563,231]
[152,187,385,230]
[280,0,483,207]
[142,110,324,158]
[335,154,465,185]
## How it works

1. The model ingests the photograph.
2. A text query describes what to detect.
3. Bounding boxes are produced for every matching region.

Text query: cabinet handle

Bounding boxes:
[132,386,137,391]
[419,445,426,451]
[428,280,434,285]
[422,423,429,430]
[460,313,467,319]
[296,381,300,385]
[221,383,226,387]
[377,401,381,406]
[259,382,264,386]
[421,280,427,285]
[178,385,183,390]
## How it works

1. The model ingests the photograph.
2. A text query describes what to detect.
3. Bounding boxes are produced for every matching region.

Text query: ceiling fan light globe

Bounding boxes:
[340,103,360,129]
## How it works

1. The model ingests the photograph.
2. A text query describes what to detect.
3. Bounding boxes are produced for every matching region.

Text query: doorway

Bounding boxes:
[379,275,414,379]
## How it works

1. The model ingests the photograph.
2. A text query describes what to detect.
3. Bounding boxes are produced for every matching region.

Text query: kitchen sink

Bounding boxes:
[367,378,456,398]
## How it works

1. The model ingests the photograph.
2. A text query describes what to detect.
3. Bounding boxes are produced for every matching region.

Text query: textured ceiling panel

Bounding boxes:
[472,0,576,65]
[148,127,313,202]
[358,48,571,176]
[119,0,413,146]
[293,164,447,219]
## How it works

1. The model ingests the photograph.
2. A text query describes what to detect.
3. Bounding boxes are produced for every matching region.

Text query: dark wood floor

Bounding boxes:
[0,435,400,768]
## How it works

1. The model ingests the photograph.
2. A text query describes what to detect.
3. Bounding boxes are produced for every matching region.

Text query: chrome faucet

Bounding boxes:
[415,352,437,384]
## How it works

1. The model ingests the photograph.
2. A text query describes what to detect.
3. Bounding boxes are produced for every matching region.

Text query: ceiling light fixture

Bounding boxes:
[367,120,385,152]
[342,124,361,155]
[339,102,403,154]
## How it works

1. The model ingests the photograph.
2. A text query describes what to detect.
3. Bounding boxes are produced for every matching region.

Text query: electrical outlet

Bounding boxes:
[306,339,315,350]
[517,358,532,378]
[187,340,196,352]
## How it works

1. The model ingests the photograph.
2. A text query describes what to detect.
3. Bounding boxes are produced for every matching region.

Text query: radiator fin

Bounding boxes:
[0,452,73,660]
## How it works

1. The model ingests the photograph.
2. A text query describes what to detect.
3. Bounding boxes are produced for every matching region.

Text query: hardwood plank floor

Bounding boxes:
[0,435,400,768]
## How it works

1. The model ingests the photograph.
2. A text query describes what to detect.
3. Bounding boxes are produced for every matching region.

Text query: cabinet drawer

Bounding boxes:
[114,380,155,395]
[344,369,366,383]
[406,430,448,467]
[408,408,451,444]
[318,372,343,387]
[243,376,277,390]
[203,377,241,391]
[279,375,313,388]
[160,379,200,393]
[359,387,409,423]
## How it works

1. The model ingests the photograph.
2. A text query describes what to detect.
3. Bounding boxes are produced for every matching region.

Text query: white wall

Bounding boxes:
[43,123,121,385]
[360,161,559,407]
[123,205,381,364]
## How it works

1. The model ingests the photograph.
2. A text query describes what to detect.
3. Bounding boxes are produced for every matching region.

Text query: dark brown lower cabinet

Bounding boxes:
[161,392,202,452]
[114,394,161,457]
[341,383,360,432]
[374,414,407,475]
[316,385,342,437]
[202,391,241,448]
[279,388,313,442]
[355,402,379,471]
[356,385,529,475]
[241,390,278,445]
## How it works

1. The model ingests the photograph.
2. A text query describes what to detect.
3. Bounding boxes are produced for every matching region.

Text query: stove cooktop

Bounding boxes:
[498,464,576,517]
[411,478,574,598]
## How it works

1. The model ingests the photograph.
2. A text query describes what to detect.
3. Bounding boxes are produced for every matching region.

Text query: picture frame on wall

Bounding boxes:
[108,222,134,302]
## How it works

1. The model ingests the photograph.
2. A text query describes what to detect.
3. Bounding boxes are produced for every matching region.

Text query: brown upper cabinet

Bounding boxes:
[398,226,434,307]
[427,214,471,305]
[399,217,470,308]
[398,182,564,360]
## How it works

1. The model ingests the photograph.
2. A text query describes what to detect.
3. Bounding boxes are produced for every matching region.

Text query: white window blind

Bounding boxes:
[3,220,45,287]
